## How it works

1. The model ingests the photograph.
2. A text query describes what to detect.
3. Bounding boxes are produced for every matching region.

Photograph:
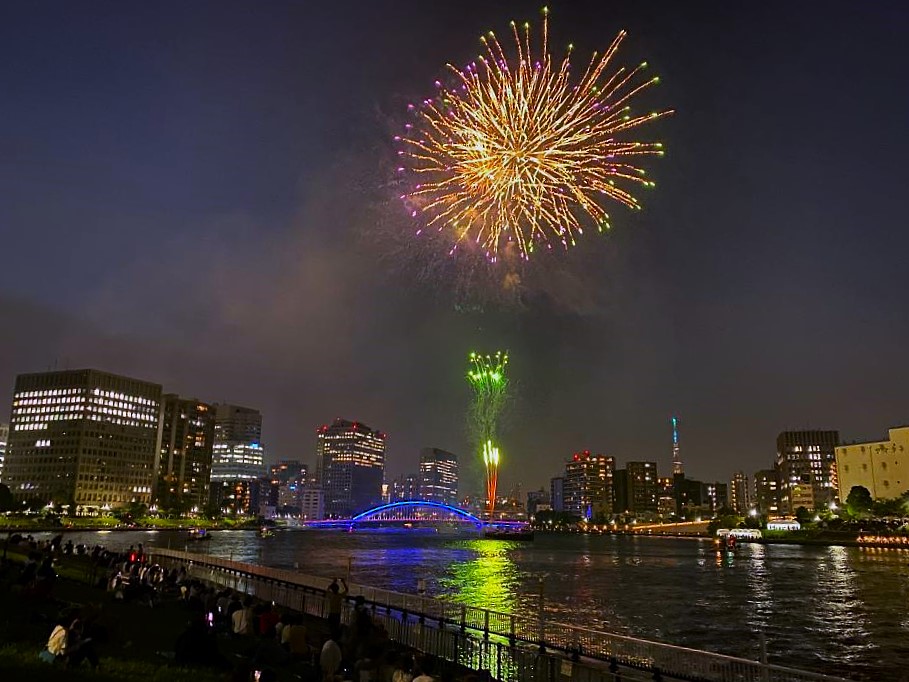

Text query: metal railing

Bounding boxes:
[148,547,849,682]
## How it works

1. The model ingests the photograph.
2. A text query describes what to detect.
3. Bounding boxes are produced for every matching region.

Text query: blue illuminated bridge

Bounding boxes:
[303,500,528,531]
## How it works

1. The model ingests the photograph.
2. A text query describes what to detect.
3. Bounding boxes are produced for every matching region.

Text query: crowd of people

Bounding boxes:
[3,533,487,682]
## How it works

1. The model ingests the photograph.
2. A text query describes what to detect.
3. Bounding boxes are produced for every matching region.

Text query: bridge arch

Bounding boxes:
[350,500,483,525]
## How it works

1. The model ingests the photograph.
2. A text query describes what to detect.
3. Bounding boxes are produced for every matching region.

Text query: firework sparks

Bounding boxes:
[467,351,509,513]
[398,8,671,262]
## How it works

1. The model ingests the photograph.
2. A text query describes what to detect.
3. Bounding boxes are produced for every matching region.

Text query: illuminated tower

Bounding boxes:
[466,351,509,515]
[671,416,683,476]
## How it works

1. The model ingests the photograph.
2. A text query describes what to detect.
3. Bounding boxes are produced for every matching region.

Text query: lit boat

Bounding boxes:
[483,528,534,541]
[187,528,211,541]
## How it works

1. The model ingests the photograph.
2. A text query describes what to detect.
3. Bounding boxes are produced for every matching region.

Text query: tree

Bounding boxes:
[794,506,812,525]
[0,484,13,512]
[846,486,873,516]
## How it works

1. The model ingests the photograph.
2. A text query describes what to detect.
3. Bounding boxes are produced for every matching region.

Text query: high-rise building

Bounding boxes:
[671,417,683,475]
[673,473,705,515]
[0,422,8,483]
[418,447,458,506]
[4,369,161,509]
[704,481,729,512]
[776,430,839,513]
[526,488,549,516]
[299,486,324,520]
[835,426,909,501]
[626,461,659,515]
[390,473,420,502]
[754,469,781,515]
[211,404,265,481]
[270,460,307,484]
[210,479,261,516]
[316,418,386,517]
[155,395,214,512]
[550,477,564,512]
[729,471,753,513]
[563,451,615,520]
[657,476,676,518]
[270,460,309,512]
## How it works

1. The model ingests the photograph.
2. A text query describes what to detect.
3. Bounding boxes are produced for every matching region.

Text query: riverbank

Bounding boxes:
[0,518,263,532]
[1,541,479,682]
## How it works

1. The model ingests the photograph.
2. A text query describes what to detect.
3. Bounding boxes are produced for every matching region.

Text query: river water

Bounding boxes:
[27,528,909,680]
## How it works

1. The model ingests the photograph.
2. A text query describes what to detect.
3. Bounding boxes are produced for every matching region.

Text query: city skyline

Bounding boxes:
[1,2,908,494]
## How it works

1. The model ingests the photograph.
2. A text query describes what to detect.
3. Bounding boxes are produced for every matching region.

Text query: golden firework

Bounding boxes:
[398,8,671,262]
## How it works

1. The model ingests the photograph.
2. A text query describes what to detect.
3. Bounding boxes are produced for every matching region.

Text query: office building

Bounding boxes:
[550,477,564,512]
[270,460,308,511]
[835,426,909,501]
[526,488,549,516]
[705,481,729,512]
[418,447,458,506]
[776,430,839,513]
[627,461,659,515]
[155,395,214,513]
[754,469,781,516]
[299,486,324,520]
[563,451,615,520]
[211,404,265,481]
[316,418,386,517]
[0,422,8,482]
[729,471,753,514]
[673,473,705,515]
[657,476,676,518]
[390,474,420,502]
[210,479,261,516]
[270,460,307,484]
[4,369,161,509]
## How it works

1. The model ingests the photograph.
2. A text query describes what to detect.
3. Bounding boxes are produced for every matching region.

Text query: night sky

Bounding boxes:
[2,1,908,493]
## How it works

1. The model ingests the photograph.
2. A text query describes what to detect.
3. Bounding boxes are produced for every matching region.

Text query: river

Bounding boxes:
[24,528,909,680]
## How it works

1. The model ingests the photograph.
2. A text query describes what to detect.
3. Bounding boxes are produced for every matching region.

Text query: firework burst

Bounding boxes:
[467,351,509,513]
[397,8,671,262]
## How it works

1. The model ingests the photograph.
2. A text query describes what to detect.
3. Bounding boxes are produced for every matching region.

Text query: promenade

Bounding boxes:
[151,547,852,682]
[0,538,471,682]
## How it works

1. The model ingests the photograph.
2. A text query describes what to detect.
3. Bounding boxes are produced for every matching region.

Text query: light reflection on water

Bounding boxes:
[28,528,909,680]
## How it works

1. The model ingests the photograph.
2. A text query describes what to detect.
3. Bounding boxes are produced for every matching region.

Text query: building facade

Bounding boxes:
[0,422,8,483]
[549,477,564,512]
[211,404,265,481]
[155,395,214,512]
[704,481,729,512]
[729,471,753,514]
[626,461,659,516]
[316,418,386,517]
[776,430,839,513]
[299,486,324,520]
[754,469,781,516]
[563,451,615,520]
[270,460,309,512]
[390,474,420,502]
[418,447,458,506]
[657,476,676,519]
[4,369,161,509]
[835,426,909,501]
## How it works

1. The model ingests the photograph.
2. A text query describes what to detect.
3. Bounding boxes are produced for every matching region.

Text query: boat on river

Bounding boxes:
[483,528,534,541]
[187,528,211,541]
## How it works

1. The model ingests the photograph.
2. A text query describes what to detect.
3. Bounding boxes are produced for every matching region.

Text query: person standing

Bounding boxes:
[326,577,347,631]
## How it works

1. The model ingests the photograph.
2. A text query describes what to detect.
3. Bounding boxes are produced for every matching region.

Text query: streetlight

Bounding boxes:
[749,508,758,517]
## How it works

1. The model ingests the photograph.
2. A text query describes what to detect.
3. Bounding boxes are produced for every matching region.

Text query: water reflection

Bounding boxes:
[22,529,909,679]
[440,539,519,612]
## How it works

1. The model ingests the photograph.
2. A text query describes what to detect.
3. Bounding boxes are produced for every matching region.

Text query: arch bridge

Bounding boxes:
[304,500,526,531]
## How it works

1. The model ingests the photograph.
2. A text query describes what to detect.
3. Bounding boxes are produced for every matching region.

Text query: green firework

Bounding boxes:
[467,351,509,512]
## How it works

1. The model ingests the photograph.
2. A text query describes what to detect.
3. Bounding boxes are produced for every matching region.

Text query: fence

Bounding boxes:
[148,547,848,682]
